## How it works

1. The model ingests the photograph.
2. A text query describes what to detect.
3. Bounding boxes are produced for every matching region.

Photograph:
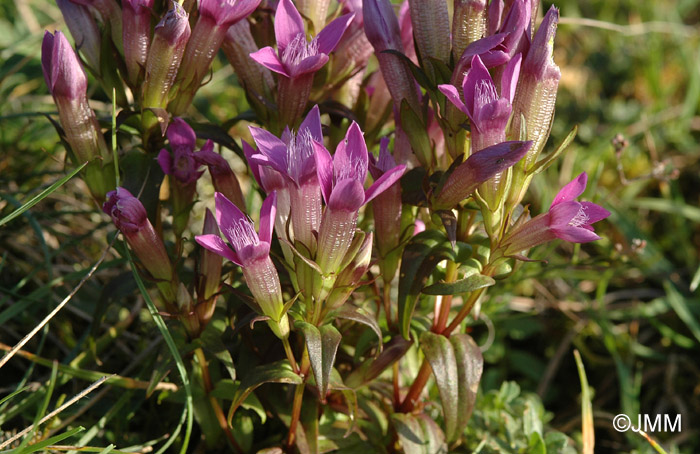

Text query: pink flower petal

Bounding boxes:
[292,54,329,77]
[461,55,492,120]
[274,0,304,53]
[328,178,365,212]
[249,126,289,171]
[299,104,323,142]
[250,46,289,76]
[157,148,172,174]
[501,52,522,103]
[313,140,334,204]
[195,233,242,265]
[215,191,250,245]
[551,226,601,243]
[550,172,587,208]
[580,201,611,224]
[259,191,277,245]
[167,117,196,148]
[316,12,355,55]
[364,164,405,204]
[242,140,263,187]
[438,84,468,115]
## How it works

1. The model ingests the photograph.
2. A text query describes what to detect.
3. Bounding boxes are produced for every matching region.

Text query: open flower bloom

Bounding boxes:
[157,118,204,235]
[439,54,521,153]
[501,173,611,255]
[313,122,406,274]
[157,118,203,186]
[248,105,323,250]
[250,0,353,125]
[195,192,290,339]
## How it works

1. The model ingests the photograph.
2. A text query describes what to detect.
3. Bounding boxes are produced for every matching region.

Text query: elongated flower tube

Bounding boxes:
[314,122,406,274]
[501,173,610,255]
[103,188,176,303]
[363,0,420,113]
[72,0,124,54]
[195,192,290,339]
[194,141,246,211]
[407,0,451,73]
[431,140,531,210]
[222,19,274,103]
[452,0,487,61]
[248,105,323,251]
[369,138,403,281]
[42,30,113,202]
[123,0,154,86]
[157,118,204,236]
[142,2,190,112]
[250,0,353,127]
[169,0,261,115]
[55,0,101,71]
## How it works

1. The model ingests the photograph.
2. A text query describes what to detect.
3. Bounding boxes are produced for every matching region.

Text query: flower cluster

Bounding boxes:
[43,0,613,449]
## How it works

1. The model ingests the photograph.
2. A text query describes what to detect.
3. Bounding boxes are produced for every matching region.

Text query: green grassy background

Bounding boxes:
[1,0,699,452]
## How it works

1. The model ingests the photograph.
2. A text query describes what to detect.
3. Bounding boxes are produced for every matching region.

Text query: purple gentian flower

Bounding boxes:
[248,105,324,250]
[313,122,406,274]
[157,118,204,235]
[502,173,611,255]
[250,0,353,125]
[157,118,203,186]
[439,53,521,153]
[195,192,290,339]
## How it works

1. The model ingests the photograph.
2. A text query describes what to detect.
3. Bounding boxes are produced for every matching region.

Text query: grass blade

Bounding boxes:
[0,162,87,227]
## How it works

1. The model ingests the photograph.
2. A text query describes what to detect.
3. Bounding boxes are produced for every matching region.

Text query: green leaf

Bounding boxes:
[344,336,412,389]
[528,125,577,176]
[574,350,594,454]
[200,316,236,381]
[330,305,383,353]
[229,360,301,421]
[295,322,341,401]
[422,272,495,295]
[0,161,87,227]
[391,413,447,454]
[398,230,456,339]
[450,334,483,436]
[419,332,459,442]
[664,281,700,344]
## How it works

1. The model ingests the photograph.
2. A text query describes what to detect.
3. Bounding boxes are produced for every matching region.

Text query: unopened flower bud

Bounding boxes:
[169,0,261,115]
[431,141,531,210]
[407,0,450,73]
[295,0,331,34]
[55,0,101,71]
[452,0,486,61]
[103,188,176,302]
[326,232,373,310]
[42,30,113,201]
[72,0,124,55]
[222,19,274,104]
[511,6,560,170]
[123,0,154,86]
[363,0,420,112]
[142,1,190,110]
